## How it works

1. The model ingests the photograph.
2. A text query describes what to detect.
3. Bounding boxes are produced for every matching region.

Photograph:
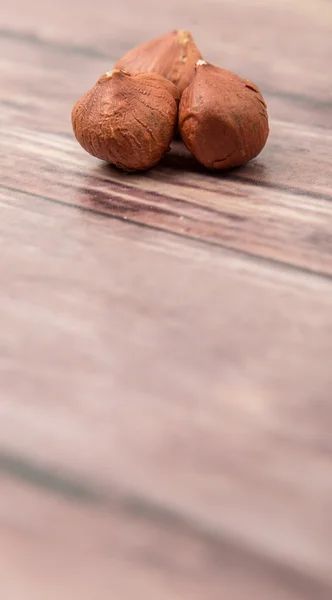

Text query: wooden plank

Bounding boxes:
[1,478,331,600]
[1,31,331,132]
[1,0,331,115]
[1,0,332,595]
[2,124,332,276]
[1,186,332,587]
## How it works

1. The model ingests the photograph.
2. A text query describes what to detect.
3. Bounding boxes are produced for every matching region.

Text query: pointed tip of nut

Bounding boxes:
[196,59,207,68]
[104,69,120,78]
[177,29,191,45]
[104,69,131,79]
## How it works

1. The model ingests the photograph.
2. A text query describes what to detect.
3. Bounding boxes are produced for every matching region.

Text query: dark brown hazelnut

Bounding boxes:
[115,30,202,96]
[71,70,179,172]
[179,60,269,170]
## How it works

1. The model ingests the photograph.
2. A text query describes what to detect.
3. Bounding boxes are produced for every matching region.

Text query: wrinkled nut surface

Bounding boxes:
[115,30,202,96]
[179,61,269,170]
[71,70,179,172]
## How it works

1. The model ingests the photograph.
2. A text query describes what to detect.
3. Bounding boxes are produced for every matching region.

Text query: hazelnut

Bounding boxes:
[115,30,202,96]
[179,60,269,170]
[71,70,179,171]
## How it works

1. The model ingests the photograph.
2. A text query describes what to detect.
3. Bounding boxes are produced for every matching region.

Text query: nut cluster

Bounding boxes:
[72,30,269,172]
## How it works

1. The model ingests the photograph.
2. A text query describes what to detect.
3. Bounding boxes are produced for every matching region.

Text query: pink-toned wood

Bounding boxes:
[1,0,331,113]
[2,125,332,275]
[2,479,330,600]
[1,0,332,598]
[1,185,332,595]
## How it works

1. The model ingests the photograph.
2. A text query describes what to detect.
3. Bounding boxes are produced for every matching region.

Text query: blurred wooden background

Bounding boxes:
[0,0,332,598]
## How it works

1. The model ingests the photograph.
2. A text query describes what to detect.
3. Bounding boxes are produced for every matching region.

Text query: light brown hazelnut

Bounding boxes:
[71,70,179,171]
[115,30,202,96]
[179,60,269,170]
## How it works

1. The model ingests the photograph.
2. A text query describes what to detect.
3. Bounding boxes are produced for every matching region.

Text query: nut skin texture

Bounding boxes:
[115,30,202,96]
[71,70,179,172]
[179,62,269,170]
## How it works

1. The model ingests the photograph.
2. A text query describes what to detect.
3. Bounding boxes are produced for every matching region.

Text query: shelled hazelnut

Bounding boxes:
[115,30,202,96]
[179,61,269,170]
[72,69,179,172]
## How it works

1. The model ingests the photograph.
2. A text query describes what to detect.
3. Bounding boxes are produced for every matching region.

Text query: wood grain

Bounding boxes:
[1,185,332,593]
[1,0,332,598]
[1,0,331,110]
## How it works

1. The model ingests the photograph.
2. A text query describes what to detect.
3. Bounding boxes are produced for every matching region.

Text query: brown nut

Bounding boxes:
[115,30,202,96]
[71,70,179,172]
[179,60,269,170]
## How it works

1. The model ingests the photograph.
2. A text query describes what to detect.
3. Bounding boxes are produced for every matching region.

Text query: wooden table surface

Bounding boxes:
[1,0,332,597]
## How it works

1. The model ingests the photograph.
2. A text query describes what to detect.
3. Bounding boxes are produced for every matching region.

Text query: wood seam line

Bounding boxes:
[1,449,331,599]
[2,182,332,283]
